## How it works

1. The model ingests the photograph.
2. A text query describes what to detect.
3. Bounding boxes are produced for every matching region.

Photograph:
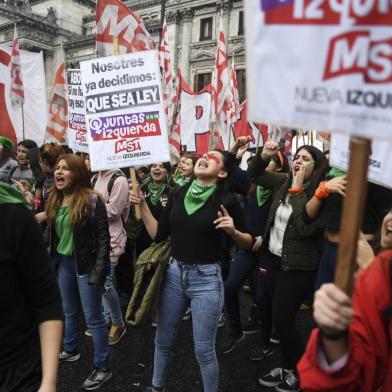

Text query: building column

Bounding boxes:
[217,0,232,43]
[43,50,54,101]
[166,10,182,72]
[180,8,194,86]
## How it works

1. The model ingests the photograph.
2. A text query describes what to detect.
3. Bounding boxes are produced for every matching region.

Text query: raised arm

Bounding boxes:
[247,141,287,190]
[304,176,347,220]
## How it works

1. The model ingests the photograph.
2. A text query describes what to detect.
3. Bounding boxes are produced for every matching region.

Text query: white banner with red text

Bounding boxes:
[80,50,170,171]
[67,69,88,153]
[245,0,392,140]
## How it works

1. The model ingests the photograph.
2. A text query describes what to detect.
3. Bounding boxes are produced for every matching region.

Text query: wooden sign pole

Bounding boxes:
[113,37,141,219]
[334,137,371,295]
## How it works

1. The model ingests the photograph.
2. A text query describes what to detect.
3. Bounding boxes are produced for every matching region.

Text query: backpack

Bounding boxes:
[92,170,142,241]
[125,239,171,326]
[91,170,125,198]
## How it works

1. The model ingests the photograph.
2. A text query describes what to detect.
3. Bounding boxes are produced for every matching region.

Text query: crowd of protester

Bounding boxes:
[1,133,392,392]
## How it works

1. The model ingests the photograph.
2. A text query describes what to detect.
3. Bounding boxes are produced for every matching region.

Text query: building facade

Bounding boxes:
[0,0,246,100]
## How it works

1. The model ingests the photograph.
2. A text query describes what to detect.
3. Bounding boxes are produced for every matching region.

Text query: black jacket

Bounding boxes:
[49,194,110,287]
[248,154,322,271]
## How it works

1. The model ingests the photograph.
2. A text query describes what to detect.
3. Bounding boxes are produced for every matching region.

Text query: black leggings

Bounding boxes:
[260,252,317,369]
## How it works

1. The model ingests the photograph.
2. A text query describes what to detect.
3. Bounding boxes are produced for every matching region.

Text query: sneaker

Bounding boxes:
[259,368,284,387]
[217,312,225,328]
[108,324,126,346]
[270,330,280,345]
[182,306,192,321]
[220,332,245,354]
[59,350,80,363]
[81,368,112,390]
[275,370,300,392]
[243,319,262,335]
[151,321,158,328]
[247,346,274,361]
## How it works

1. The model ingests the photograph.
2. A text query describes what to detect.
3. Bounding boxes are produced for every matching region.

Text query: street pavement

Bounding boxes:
[57,292,313,392]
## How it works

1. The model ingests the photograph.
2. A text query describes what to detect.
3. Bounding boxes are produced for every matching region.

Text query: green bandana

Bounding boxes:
[175,174,191,187]
[256,186,272,207]
[328,167,346,178]
[0,136,14,151]
[147,182,166,206]
[0,181,31,207]
[184,180,217,215]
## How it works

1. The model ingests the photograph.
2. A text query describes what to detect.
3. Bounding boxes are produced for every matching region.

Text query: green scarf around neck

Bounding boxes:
[0,181,31,207]
[256,186,272,207]
[147,182,166,206]
[328,167,346,178]
[174,173,191,187]
[184,180,217,215]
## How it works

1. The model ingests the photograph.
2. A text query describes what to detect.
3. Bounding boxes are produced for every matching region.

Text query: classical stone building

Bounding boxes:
[0,0,246,100]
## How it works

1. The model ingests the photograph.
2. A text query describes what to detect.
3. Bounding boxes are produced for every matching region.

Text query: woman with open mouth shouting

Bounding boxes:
[130,150,253,392]
[46,154,112,391]
[247,141,328,392]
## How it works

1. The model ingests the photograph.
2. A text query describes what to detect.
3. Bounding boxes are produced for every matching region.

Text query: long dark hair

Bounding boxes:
[211,150,237,207]
[286,145,328,197]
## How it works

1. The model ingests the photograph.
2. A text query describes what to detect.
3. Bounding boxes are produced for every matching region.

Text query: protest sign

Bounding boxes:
[80,50,170,171]
[67,69,88,153]
[330,133,392,189]
[245,0,392,140]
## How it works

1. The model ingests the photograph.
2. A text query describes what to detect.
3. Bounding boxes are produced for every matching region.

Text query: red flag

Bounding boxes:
[233,100,268,147]
[159,19,175,131]
[168,69,182,163]
[211,15,230,141]
[46,57,68,144]
[9,25,24,108]
[229,61,240,124]
[96,0,156,56]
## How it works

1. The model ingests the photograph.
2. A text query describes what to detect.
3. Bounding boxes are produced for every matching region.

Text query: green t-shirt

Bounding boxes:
[55,206,74,256]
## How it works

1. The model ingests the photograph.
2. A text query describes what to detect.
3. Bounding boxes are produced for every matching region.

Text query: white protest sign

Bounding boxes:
[330,134,392,188]
[80,50,170,171]
[67,69,88,153]
[245,0,392,140]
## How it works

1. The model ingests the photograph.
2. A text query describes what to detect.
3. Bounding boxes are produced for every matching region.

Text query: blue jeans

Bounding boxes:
[103,258,124,326]
[57,255,110,369]
[152,258,224,392]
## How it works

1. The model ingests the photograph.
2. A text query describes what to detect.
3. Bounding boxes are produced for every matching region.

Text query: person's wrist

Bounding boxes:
[261,152,270,161]
[315,181,330,201]
[288,186,303,195]
[320,328,348,341]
